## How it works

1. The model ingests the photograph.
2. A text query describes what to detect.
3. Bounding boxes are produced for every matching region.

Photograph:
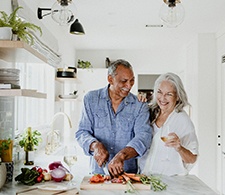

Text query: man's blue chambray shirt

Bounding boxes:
[76,85,152,174]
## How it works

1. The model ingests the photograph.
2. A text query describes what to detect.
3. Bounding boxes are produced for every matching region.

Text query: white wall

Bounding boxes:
[216,27,225,194]
[76,49,185,72]
[76,49,186,94]
[186,34,217,191]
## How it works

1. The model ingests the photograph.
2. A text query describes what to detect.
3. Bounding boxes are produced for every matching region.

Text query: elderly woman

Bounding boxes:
[139,72,198,176]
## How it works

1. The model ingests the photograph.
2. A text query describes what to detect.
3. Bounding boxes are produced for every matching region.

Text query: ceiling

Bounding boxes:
[19,0,225,51]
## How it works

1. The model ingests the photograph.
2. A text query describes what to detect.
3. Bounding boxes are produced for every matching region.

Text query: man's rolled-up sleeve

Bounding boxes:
[126,103,152,157]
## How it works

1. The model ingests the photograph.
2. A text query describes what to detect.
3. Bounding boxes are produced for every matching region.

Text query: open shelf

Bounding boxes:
[0,89,47,98]
[0,40,48,63]
[55,77,78,83]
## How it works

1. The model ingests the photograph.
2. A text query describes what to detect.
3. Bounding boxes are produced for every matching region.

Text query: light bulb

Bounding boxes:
[51,0,76,26]
[159,1,185,28]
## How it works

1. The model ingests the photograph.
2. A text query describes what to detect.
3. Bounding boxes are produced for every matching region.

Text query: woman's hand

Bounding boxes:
[165,133,197,163]
[165,132,181,151]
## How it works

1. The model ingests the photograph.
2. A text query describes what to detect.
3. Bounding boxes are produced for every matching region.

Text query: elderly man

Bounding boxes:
[76,59,152,177]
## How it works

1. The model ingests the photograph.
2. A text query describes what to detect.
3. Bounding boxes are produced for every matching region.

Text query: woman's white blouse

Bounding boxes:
[139,110,199,176]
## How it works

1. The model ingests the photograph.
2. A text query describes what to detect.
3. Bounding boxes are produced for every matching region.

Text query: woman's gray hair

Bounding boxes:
[151,72,190,113]
[108,59,133,77]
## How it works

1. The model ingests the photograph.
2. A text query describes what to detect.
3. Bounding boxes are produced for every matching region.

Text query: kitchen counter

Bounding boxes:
[0,153,219,195]
[0,174,218,195]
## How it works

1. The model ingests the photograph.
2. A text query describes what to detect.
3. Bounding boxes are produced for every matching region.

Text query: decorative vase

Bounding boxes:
[0,140,13,162]
[0,160,7,189]
[11,33,19,41]
[24,150,34,165]
[0,27,12,40]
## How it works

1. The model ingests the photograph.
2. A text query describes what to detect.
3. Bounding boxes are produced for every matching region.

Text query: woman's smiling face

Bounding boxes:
[156,80,178,113]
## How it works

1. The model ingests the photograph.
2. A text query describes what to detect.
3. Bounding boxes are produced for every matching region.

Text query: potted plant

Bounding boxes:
[19,127,42,165]
[77,59,93,69]
[0,6,42,44]
[0,139,12,163]
[0,139,11,189]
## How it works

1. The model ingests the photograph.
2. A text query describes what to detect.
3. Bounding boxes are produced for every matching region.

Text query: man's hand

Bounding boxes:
[90,141,109,167]
[108,153,124,177]
[137,92,147,102]
[108,147,138,177]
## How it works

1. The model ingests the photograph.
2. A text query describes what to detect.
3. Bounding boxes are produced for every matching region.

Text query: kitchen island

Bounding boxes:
[0,153,219,195]
[0,174,218,195]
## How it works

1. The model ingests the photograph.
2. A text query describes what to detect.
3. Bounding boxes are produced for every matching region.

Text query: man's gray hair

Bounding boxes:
[108,59,133,77]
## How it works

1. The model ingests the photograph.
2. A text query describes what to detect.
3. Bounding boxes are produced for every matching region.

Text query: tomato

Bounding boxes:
[90,174,105,183]
[31,166,37,171]
[36,176,42,183]
[37,168,43,174]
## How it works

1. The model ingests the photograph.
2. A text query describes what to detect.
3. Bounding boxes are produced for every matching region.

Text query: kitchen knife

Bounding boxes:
[102,163,110,175]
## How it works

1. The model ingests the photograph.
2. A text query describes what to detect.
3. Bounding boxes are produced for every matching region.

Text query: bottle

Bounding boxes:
[105,57,110,68]
[24,127,34,165]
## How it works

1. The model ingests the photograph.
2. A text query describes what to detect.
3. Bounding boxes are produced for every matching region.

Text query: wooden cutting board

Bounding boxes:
[16,187,79,195]
[80,176,150,190]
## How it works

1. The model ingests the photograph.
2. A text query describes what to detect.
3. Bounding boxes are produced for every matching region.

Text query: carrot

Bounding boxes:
[118,175,124,180]
[121,174,131,182]
[128,176,141,182]
[123,172,136,177]
[123,172,141,182]
[122,174,136,193]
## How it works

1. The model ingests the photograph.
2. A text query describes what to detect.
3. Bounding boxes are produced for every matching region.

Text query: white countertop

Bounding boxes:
[0,174,218,195]
[0,152,219,195]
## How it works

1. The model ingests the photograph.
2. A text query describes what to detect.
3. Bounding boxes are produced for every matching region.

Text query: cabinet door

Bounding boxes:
[222,64,225,195]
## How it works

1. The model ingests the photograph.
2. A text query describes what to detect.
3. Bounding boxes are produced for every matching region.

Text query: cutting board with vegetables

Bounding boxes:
[80,176,151,190]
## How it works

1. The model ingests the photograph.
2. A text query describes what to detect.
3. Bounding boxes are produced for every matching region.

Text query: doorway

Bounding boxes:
[137,74,160,103]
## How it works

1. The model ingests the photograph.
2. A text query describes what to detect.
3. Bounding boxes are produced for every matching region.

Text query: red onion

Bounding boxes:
[50,168,66,182]
[49,161,63,170]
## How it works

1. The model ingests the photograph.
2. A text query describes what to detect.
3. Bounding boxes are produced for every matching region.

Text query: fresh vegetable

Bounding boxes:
[89,174,105,183]
[15,165,52,185]
[111,177,124,183]
[140,174,167,191]
[49,161,63,170]
[123,172,141,182]
[50,167,66,182]
[15,167,40,186]
[121,174,136,193]
[121,172,167,192]
[43,172,52,181]
[37,167,43,174]
[64,173,73,181]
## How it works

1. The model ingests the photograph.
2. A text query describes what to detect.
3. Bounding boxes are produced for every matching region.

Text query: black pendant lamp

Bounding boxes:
[70,19,85,35]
